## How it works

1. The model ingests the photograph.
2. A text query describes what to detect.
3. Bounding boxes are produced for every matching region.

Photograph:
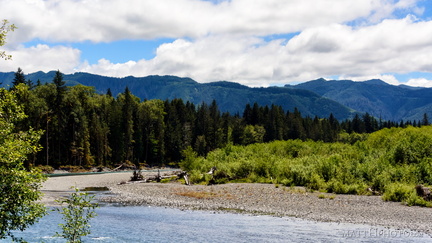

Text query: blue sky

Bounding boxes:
[1,0,432,87]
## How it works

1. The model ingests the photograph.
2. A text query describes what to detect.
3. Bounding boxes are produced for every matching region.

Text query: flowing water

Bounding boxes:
[3,204,431,243]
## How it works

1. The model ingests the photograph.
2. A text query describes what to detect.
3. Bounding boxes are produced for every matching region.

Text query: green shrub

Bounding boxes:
[326,179,364,194]
[417,158,432,184]
[307,173,326,191]
[327,179,350,194]
[289,162,310,186]
[280,178,293,187]
[316,157,337,182]
[382,183,414,202]
[405,193,431,207]
[183,126,432,207]
[230,159,253,179]
[37,164,54,174]
[179,146,198,171]
[188,171,210,185]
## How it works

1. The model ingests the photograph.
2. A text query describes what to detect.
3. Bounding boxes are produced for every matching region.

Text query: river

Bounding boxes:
[3,204,431,242]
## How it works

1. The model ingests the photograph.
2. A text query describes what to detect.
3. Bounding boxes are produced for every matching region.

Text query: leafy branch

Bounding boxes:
[0,19,17,60]
[54,187,98,243]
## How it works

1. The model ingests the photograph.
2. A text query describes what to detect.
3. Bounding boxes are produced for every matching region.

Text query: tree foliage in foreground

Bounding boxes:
[183,126,432,206]
[0,19,16,60]
[55,187,98,243]
[0,85,46,241]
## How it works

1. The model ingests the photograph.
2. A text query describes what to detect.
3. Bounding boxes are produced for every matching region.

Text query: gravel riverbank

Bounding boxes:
[42,171,432,236]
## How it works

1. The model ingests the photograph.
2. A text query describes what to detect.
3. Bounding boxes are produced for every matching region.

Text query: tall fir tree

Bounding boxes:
[52,70,67,165]
[11,67,25,90]
[121,87,136,163]
[422,113,429,126]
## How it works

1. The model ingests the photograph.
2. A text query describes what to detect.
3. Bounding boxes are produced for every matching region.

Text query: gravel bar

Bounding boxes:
[41,171,432,236]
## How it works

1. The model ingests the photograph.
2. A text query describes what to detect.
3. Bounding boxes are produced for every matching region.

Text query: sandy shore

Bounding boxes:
[42,171,432,236]
[41,171,133,206]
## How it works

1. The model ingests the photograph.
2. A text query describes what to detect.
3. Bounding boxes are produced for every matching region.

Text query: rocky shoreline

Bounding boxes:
[41,171,432,237]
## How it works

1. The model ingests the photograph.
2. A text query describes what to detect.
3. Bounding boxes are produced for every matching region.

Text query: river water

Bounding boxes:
[3,204,431,243]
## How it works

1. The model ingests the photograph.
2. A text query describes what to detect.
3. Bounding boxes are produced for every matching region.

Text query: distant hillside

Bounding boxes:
[289,78,432,121]
[0,71,354,120]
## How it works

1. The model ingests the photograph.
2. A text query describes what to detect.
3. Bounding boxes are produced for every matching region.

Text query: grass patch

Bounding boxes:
[318,193,336,200]
[283,186,307,194]
[160,176,179,183]
[173,188,234,200]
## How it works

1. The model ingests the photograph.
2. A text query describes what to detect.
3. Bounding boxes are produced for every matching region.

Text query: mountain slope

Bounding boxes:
[0,71,354,120]
[290,78,432,121]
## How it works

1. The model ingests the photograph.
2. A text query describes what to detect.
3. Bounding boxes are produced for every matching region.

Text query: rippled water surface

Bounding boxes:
[3,205,432,242]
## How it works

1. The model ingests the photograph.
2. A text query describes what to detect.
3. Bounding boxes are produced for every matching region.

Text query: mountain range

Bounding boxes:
[1,71,431,121]
[288,78,432,121]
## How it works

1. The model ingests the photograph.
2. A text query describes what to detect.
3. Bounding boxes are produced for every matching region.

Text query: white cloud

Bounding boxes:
[406,78,432,87]
[79,36,289,86]
[279,16,432,83]
[75,14,432,87]
[1,0,431,87]
[0,44,81,73]
[1,0,422,43]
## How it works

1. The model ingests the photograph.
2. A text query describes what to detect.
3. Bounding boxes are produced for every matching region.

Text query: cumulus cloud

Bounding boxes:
[1,0,431,87]
[1,0,421,43]
[406,78,432,87]
[0,44,81,73]
[74,14,432,87]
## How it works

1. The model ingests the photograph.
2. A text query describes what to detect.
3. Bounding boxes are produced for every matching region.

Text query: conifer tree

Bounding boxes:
[121,87,136,163]
[11,67,26,90]
[52,70,67,165]
[422,113,429,126]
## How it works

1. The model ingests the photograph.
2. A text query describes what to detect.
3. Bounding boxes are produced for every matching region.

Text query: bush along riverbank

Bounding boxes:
[181,126,432,207]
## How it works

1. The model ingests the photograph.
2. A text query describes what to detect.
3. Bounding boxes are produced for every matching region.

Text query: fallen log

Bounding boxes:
[114,163,136,171]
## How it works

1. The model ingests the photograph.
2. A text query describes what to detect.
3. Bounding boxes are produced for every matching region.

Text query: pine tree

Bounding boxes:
[208,100,223,150]
[194,102,211,156]
[120,87,136,163]
[106,88,112,97]
[11,67,25,90]
[351,114,365,133]
[422,113,429,126]
[52,70,67,165]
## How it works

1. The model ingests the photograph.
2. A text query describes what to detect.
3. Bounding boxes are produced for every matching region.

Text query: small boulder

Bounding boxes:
[415,184,431,201]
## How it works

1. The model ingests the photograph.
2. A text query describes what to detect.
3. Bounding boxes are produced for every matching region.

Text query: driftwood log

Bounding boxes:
[177,171,190,185]
[114,163,136,171]
[207,166,217,175]
[415,184,431,201]
[124,170,186,185]
[118,170,190,185]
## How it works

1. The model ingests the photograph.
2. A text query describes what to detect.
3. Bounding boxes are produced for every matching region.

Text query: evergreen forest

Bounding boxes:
[7,69,430,170]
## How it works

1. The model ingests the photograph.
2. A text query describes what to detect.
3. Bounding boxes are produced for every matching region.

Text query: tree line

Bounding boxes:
[8,68,429,169]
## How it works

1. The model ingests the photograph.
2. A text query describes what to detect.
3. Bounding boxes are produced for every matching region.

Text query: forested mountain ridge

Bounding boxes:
[0,71,354,120]
[288,78,432,121]
[1,70,425,169]
[3,71,432,121]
